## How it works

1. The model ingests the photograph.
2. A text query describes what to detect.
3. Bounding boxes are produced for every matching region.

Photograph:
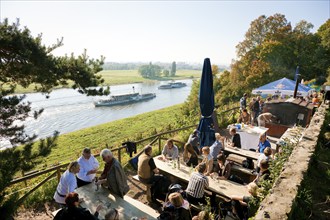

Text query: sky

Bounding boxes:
[1,1,329,65]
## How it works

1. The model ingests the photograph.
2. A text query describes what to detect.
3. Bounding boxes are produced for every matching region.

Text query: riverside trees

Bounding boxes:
[0,18,109,219]
[177,14,330,126]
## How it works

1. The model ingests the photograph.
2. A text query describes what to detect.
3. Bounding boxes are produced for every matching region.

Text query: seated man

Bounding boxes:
[76,147,99,187]
[137,145,160,184]
[188,129,200,155]
[210,133,225,160]
[237,109,251,125]
[256,147,272,173]
[254,159,270,186]
[162,139,179,160]
[257,134,271,153]
[230,127,241,148]
[185,163,209,205]
[96,149,129,198]
[257,112,278,127]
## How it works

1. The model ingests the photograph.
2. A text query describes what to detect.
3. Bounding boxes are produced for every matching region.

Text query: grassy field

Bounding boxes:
[30,104,189,171]
[12,69,201,94]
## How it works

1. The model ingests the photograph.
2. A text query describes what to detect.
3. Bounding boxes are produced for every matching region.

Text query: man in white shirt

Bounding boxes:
[76,148,100,187]
[162,139,179,160]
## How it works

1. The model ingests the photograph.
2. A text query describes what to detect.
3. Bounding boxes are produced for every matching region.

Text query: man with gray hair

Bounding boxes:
[96,149,129,198]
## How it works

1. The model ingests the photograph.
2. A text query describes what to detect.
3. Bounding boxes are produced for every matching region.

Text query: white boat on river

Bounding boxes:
[94,92,156,107]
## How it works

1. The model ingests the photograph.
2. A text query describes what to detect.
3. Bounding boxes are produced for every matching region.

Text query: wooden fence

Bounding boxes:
[8,106,240,206]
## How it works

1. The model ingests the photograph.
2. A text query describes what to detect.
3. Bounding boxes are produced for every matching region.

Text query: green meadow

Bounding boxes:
[12,69,201,94]
[30,104,187,171]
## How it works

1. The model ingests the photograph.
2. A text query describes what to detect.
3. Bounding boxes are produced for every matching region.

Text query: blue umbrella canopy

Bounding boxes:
[197,58,215,148]
[252,77,313,96]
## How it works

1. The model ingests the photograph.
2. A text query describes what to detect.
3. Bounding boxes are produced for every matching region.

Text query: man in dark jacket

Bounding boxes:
[97,149,129,198]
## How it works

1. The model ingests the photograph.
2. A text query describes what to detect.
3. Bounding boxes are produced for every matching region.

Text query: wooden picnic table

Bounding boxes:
[153,156,249,199]
[224,146,260,161]
[75,183,159,220]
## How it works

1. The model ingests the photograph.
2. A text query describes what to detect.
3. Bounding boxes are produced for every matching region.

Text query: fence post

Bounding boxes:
[158,135,162,153]
[118,148,121,164]
[21,171,27,187]
[56,167,61,182]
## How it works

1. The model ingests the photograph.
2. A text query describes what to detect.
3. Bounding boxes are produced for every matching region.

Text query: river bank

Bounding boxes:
[30,104,188,170]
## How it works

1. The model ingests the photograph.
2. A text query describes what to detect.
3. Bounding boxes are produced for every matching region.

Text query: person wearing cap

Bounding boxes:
[76,147,100,187]
[185,162,209,205]
[162,192,192,220]
[96,149,129,198]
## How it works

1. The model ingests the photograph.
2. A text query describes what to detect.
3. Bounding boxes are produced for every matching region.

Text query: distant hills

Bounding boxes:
[102,61,229,72]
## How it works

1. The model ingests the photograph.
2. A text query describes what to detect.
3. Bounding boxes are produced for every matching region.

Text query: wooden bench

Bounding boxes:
[231,164,256,183]
[132,175,153,203]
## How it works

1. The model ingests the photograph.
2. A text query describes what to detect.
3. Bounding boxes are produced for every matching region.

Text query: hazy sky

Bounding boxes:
[1,1,329,65]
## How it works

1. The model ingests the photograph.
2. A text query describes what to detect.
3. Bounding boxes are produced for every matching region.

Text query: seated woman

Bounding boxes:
[53,161,80,205]
[54,192,102,220]
[183,143,198,167]
[237,108,251,125]
[230,182,258,220]
[230,127,241,148]
[201,146,213,176]
[161,192,192,220]
[214,154,244,184]
[185,163,208,205]
[215,154,232,180]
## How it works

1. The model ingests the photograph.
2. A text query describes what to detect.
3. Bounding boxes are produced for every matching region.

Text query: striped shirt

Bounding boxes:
[186,172,209,198]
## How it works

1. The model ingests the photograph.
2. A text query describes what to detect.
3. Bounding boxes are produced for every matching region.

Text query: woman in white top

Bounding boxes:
[76,148,99,187]
[53,161,80,205]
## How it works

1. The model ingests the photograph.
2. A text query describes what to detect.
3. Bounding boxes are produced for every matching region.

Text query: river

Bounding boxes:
[20,79,193,142]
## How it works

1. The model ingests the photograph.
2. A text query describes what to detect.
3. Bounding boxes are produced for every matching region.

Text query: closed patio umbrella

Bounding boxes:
[197,58,215,149]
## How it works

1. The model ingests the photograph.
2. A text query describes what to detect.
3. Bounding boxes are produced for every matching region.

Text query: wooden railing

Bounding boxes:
[8,124,197,206]
[8,106,240,206]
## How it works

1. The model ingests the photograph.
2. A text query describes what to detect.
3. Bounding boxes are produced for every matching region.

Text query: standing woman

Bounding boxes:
[53,161,80,205]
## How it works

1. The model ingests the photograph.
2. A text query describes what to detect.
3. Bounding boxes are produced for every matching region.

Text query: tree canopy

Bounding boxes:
[0,18,109,219]
[138,62,162,78]
[177,14,330,126]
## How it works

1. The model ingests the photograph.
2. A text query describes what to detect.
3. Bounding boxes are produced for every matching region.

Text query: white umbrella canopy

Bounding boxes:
[252,77,314,97]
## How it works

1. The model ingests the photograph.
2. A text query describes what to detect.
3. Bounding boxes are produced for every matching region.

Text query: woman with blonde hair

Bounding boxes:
[53,161,80,205]
[201,146,213,176]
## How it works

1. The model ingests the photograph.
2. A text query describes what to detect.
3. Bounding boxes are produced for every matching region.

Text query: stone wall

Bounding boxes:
[254,103,329,219]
